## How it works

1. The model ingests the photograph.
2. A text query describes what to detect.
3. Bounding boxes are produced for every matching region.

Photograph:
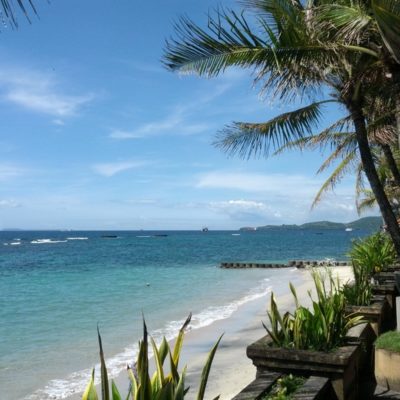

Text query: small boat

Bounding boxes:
[101,235,118,238]
[153,234,168,237]
[345,228,353,232]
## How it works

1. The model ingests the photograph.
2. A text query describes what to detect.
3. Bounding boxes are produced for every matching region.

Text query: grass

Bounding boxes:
[375,331,400,353]
[262,375,306,400]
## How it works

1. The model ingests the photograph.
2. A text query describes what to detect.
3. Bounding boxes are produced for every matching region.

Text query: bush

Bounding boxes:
[348,232,396,274]
[264,270,363,351]
[343,232,396,306]
[83,314,222,400]
[375,330,400,353]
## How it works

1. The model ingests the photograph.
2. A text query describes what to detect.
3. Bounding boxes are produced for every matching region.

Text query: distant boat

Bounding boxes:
[345,228,353,232]
[153,234,168,237]
[101,235,118,238]
[202,227,209,232]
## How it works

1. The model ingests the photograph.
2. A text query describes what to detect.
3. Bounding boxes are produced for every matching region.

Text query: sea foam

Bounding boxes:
[23,279,272,400]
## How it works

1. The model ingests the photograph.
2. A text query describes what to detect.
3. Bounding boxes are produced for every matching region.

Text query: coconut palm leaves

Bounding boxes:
[82,315,222,400]
[163,0,400,254]
[0,0,38,28]
[371,0,400,64]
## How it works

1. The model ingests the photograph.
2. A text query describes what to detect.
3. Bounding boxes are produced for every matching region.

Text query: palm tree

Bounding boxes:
[163,0,400,254]
[272,92,400,206]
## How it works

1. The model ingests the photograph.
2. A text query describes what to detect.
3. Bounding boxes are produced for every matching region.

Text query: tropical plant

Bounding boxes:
[342,232,396,306]
[264,270,364,351]
[348,232,396,274]
[163,0,400,255]
[82,315,222,400]
[341,265,372,306]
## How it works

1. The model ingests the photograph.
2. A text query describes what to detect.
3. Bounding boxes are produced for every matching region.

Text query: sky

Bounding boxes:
[0,0,378,230]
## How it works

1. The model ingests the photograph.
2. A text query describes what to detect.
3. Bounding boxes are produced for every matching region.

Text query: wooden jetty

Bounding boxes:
[220,260,349,269]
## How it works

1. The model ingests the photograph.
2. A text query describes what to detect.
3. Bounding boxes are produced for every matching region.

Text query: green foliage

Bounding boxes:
[375,330,400,353]
[82,314,222,400]
[264,270,364,351]
[341,274,372,307]
[348,232,396,274]
[343,232,396,306]
[263,375,305,400]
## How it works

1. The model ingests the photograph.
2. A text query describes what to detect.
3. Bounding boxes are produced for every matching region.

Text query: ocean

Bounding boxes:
[0,229,370,400]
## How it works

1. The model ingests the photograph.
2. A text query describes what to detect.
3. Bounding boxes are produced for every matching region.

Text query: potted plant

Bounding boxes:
[343,233,395,335]
[232,372,335,400]
[246,270,364,400]
[374,331,400,392]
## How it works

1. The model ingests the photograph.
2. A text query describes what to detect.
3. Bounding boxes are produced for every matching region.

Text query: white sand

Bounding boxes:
[70,266,353,400]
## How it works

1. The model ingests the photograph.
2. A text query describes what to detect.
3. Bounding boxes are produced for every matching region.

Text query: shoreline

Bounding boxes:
[69,266,353,400]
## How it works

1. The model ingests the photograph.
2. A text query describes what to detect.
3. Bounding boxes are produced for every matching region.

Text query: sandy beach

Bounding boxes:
[74,266,353,400]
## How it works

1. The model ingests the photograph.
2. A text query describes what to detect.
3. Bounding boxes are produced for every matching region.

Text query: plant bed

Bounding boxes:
[345,323,376,378]
[372,282,398,326]
[373,271,398,284]
[232,372,335,400]
[247,335,360,400]
[345,296,390,336]
[375,331,400,392]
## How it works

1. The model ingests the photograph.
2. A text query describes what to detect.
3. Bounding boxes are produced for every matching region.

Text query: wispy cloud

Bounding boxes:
[0,164,25,181]
[0,67,94,117]
[209,199,281,220]
[109,84,230,140]
[0,199,21,208]
[196,171,322,195]
[92,161,147,177]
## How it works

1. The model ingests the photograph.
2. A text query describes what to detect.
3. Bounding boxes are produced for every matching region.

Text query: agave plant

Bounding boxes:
[83,314,222,400]
[264,270,364,351]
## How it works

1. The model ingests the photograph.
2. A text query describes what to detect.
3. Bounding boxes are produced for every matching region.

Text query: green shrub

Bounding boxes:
[83,314,222,400]
[375,331,400,353]
[343,232,396,306]
[342,262,372,306]
[348,232,396,274]
[264,270,364,351]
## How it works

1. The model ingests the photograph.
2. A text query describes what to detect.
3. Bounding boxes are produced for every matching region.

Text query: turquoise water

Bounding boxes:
[0,229,369,399]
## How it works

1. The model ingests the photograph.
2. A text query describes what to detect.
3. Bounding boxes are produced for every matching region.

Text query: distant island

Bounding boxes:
[240,216,382,232]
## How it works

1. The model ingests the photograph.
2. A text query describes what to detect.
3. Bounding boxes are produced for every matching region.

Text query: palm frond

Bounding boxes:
[312,151,357,208]
[163,8,344,101]
[214,100,333,158]
[316,134,357,173]
[1,0,38,28]
[372,0,400,63]
[315,4,373,45]
[357,189,378,214]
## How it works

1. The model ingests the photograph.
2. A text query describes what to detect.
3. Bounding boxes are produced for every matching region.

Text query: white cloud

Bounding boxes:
[208,199,281,220]
[0,199,21,207]
[0,67,93,116]
[109,110,211,139]
[52,119,65,126]
[109,85,230,140]
[92,161,147,177]
[0,164,25,181]
[196,171,321,195]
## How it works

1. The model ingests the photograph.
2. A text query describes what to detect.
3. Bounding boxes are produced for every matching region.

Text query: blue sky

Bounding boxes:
[0,0,378,230]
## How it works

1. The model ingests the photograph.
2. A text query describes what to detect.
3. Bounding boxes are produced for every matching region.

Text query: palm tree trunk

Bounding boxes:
[349,102,400,255]
[381,144,400,187]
